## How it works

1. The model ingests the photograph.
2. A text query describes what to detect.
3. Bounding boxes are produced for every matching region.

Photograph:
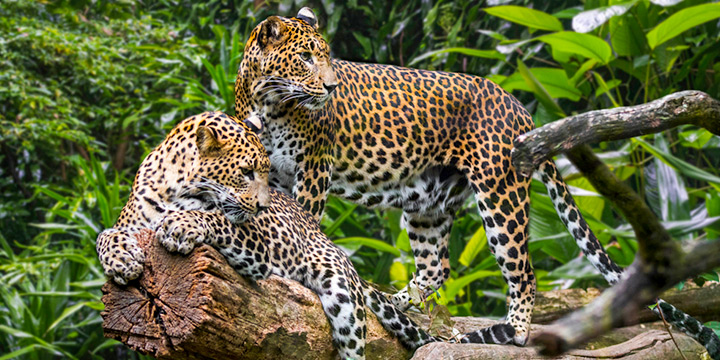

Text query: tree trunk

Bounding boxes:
[101,230,712,359]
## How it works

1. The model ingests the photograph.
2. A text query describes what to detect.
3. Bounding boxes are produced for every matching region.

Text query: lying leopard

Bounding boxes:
[234,7,719,352]
[96,111,270,285]
[96,111,514,359]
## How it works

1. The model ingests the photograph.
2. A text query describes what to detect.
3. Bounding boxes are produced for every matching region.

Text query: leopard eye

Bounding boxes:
[241,168,254,180]
[300,51,313,64]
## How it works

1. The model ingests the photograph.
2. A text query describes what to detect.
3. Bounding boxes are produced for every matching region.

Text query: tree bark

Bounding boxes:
[102,230,713,359]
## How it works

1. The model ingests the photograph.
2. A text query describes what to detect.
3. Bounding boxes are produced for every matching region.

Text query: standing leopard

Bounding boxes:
[234,7,720,353]
[96,111,514,359]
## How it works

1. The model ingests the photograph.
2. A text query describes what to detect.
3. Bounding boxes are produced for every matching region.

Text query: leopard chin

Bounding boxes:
[302,94,332,110]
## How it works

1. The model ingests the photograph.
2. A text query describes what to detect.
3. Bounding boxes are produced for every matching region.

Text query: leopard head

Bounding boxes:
[238,7,338,112]
[187,116,271,224]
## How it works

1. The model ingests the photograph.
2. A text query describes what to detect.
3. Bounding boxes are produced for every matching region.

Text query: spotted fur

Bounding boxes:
[234,8,718,350]
[96,111,270,284]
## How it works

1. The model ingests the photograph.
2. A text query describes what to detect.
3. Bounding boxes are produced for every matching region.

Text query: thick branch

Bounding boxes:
[101,230,411,359]
[512,90,720,176]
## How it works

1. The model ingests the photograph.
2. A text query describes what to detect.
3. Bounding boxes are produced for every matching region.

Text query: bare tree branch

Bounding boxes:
[512,90,720,176]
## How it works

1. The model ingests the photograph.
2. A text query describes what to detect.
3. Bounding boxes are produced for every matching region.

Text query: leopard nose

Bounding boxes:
[324,83,337,94]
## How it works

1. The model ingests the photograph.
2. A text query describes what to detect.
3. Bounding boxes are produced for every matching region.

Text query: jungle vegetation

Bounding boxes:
[1,0,719,358]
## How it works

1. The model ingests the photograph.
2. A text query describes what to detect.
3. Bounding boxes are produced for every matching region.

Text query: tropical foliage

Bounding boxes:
[1,0,719,357]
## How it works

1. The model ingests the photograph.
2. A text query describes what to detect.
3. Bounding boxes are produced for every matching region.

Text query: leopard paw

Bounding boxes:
[155,212,209,255]
[96,228,145,285]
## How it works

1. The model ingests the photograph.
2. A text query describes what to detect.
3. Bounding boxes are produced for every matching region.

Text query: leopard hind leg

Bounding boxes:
[390,213,454,311]
[463,159,535,346]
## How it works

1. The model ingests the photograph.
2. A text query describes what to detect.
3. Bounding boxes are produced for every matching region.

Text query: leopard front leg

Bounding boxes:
[309,247,368,360]
[293,155,333,222]
[96,228,145,285]
[155,210,273,281]
[391,213,453,311]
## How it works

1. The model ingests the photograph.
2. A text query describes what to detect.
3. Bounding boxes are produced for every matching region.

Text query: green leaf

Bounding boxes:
[409,47,504,66]
[389,261,408,284]
[0,345,44,360]
[333,237,401,257]
[646,3,720,50]
[324,203,358,236]
[501,67,582,101]
[652,133,690,223]
[459,225,486,267]
[566,178,604,221]
[592,73,620,106]
[570,59,599,85]
[635,138,720,188]
[46,302,89,334]
[352,32,373,59]
[444,270,501,301]
[485,6,563,32]
[610,13,648,56]
[538,31,612,64]
[516,60,566,119]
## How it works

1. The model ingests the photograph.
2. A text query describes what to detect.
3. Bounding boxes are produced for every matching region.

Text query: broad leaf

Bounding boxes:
[485,6,563,31]
[516,60,566,119]
[636,138,720,188]
[646,3,720,49]
[409,47,504,66]
[333,237,401,257]
[538,31,612,64]
[444,270,501,301]
[459,225,486,267]
[501,67,581,101]
[610,13,648,56]
[500,68,582,101]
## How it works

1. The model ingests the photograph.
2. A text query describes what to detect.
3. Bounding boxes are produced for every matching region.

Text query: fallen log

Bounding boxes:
[101,230,711,359]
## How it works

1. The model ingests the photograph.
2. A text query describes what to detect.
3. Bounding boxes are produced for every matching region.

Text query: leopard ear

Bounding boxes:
[258,16,288,48]
[196,126,224,156]
[296,7,318,29]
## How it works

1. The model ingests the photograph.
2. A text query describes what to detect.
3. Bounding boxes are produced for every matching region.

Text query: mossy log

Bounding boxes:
[102,230,711,359]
